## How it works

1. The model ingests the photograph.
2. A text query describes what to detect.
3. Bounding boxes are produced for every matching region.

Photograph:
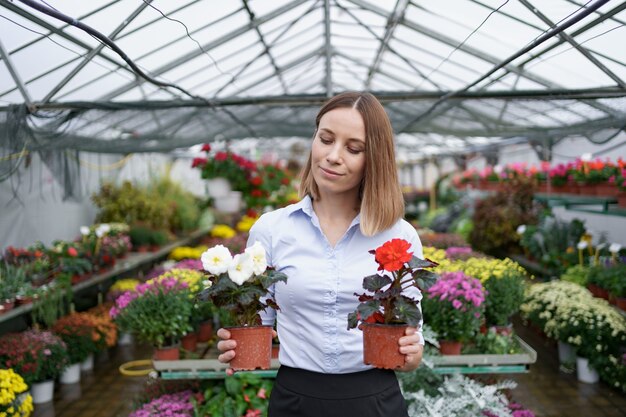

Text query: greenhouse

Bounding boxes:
[1,0,625,416]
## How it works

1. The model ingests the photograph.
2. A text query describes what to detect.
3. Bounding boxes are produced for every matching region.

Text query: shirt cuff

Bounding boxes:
[417,330,424,346]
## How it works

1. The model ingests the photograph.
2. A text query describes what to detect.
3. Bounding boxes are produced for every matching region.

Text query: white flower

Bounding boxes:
[493,164,503,174]
[228,253,254,285]
[577,241,588,250]
[202,279,212,289]
[95,224,110,238]
[516,225,526,235]
[580,153,592,162]
[80,226,90,236]
[609,243,622,253]
[201,245,232,275]
[245,241,267,275]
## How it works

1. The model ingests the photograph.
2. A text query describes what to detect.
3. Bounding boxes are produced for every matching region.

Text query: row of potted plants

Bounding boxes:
[520,280,626,390]
[452,157,626,198]
[561,263,626,310]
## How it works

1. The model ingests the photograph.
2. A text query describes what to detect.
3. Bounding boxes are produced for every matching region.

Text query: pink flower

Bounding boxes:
[257,388,267,399]
[452,299,462,310]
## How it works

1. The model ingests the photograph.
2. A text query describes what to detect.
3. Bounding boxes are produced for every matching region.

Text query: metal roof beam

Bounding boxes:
[42,0,153,104]
[365,0,409,89]
[323,0,333,97]
[98,0,309,101]
[519,0,626,88]
[0,38,33,108]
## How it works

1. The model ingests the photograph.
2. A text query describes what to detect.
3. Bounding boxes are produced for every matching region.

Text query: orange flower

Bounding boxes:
[374,238,413,272]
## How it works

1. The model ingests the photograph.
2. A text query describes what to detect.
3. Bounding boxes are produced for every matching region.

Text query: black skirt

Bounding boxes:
[268,365,409,417]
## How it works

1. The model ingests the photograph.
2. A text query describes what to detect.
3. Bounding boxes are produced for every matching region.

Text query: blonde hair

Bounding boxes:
[299,92,404,236]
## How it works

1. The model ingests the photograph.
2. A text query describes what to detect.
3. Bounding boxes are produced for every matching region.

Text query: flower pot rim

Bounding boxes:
[361,322,408,328]
[225,324,273,330]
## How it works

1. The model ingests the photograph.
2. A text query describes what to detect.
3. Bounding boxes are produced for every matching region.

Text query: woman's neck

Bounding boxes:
[312,191,359,223]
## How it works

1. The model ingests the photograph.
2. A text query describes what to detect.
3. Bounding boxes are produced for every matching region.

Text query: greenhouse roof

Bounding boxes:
[1,0,626,159]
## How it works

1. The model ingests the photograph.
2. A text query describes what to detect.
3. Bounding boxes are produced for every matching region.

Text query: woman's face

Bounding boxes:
[311,107,366,198]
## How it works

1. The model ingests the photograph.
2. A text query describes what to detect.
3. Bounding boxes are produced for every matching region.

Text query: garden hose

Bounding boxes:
[119,359,154,377]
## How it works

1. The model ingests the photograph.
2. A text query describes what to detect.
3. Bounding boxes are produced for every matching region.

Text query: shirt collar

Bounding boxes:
[289,195,361,226]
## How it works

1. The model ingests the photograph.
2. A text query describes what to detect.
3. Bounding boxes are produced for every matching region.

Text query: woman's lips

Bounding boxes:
[320,167,343,177]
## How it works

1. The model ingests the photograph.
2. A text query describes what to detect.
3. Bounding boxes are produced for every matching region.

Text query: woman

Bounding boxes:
[217,92,424,417]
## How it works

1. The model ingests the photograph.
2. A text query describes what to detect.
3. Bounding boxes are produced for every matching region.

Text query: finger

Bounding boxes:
[399,344,421,355]
[216,328,231,340]
[217,340,237,352]
[218,350,236,363]
[272,330,278,338]
[226,368,235,376]
[404,327,417,336]
[398,334,420,347]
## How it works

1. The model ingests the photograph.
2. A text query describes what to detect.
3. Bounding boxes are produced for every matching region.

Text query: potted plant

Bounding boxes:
[0,368,34,416]
[52,313,98,384]
[483,270,526,333]
[198,242,287,370]
[0,330,70,404]
[110,276,194,360]
[422,271,486,355]
[346,238,439,369]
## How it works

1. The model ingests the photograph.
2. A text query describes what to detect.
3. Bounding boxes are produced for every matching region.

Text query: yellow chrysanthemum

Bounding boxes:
[109,278,141,293]
[236,215,257,233]
[210,224,237,239]
[150,268,204,294]
[169,246,208,261]
[0,369,33,417]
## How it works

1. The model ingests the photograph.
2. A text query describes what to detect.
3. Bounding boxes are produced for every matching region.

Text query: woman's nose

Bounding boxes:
[326,144,343,164]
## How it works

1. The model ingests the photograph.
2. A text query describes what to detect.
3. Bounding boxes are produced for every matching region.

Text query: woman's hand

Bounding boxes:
[397,326,424,372]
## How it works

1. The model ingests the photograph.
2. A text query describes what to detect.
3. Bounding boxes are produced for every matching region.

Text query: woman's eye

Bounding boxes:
[320,137,332,144]
[348,148,363,154]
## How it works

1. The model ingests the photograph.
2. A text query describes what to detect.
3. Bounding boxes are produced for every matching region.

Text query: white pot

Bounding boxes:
[576,356,599,384]
[80,353,94,371]
[118,332,134,346]
[31,380,54,404]
[206,177,231,199]
[214,191,242,213]
[557,341,576,364]
[60,363,81,384]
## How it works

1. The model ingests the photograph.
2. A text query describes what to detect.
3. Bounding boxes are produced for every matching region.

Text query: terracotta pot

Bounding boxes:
[271,344,280,359]
[594,183,619,197]
[197,321,213,342]
[153,345,180,361]
[596,286,610,301]
[181,332,198,352]
[616,297,626,311]
[0,299,15,314]
[609,294,617,306]
[618,193,626,208]
[362,323,407,369]
[227,325,273,371]
[587,283,601,298]
[439,340,462,355]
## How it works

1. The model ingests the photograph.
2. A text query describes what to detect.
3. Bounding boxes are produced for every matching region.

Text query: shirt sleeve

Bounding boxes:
[400,221,425,345]
[247,214,276,326]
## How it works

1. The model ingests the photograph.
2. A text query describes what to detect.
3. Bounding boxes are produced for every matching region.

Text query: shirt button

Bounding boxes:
[329,290,335,296]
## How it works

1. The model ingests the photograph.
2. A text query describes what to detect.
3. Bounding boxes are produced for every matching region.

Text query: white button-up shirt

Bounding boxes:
[248,195,424,374]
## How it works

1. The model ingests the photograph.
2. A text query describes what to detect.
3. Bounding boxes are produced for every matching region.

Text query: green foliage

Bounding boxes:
[396,364,444,398]
[0,263,27,300]
[560,265,590,287]
[484,271,526,327]
[463,331,522,355]
[92,181,172,230]
[422,294,479,342]
[31,281,72,329]
[469,177,540,258]
[518,216,585,277]
[589,264,626,297]
[195,374,273,417]
[453,217,474,242]
[149,175,200,233]
[129,225,153,247]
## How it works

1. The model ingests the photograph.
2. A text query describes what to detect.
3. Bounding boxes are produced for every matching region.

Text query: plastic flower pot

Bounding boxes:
[439,340,462,355]
[31,380,55,404]
[576,357,599,384]
[181,332,198,352]
[362,323,407,369]
[153,345,180,361]
[616,297,626,311]
[80,354,94,372]
[228,325,273,371]
[214,191,242,213]
[206,177,231,199]
[197,321,214,342]
[557,341,576,365]
[60,363,81,384]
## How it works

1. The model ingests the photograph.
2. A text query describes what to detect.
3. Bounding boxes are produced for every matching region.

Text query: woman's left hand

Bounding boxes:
[397,326,424,372]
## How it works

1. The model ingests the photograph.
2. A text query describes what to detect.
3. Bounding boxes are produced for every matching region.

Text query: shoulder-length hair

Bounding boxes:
[298,91,404,236]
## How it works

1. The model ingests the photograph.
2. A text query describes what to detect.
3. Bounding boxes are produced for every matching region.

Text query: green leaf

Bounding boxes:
[224,375,242,395]
[408,256,439,269]
[357,299,381,320]
[363,274,391,291]
[393,297,422,326]
[412,270,439,291]
[347,311,359,330]
[259,270,288,289]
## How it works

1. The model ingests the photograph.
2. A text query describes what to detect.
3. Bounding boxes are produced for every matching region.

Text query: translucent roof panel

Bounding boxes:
[0,0,625,159]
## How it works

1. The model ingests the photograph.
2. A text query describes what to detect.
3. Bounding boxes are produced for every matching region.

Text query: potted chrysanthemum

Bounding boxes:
[198,242,287,370]
[347,238,439,369]
[422,271,486,355]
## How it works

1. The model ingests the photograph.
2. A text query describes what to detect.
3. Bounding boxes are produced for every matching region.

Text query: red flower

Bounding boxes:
[281,177,290,185]
[374,239,412,272]
[250,176,263,186]
[246,209,258,218]
[215,152,228,161]
[363,311,384,324]
[67,247,78,257]
[251,189,263,198]
[191,157,207,168]
[201,143,211,152]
